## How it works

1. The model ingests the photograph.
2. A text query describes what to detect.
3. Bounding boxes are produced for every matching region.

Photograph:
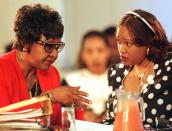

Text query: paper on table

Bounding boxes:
[0,108,43,121]
[0,96,52,130]
[75,120,113,131]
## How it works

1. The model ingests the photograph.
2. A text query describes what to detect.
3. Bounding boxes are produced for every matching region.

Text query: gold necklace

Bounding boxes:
[134,60,153,91]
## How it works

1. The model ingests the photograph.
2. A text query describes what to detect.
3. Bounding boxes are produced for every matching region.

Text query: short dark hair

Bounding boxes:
[103,26,117,36]
[119,9,169,63]
[14,4,64,51]
[77,30,110,68]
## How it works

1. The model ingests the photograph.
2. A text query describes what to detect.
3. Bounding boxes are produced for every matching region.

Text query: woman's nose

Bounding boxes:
[118,43,127,54]
[49,49,58,58]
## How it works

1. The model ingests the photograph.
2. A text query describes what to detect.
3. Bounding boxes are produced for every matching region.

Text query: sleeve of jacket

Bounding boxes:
[0,65,11,107]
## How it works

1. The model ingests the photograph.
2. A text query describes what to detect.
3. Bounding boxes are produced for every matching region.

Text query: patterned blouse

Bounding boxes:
[104,53,172,129]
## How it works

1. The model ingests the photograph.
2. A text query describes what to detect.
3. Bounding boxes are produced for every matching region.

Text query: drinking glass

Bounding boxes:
[61,107,76,131]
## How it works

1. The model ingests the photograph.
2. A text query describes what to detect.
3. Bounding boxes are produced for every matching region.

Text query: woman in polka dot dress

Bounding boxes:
[103,9,172,129]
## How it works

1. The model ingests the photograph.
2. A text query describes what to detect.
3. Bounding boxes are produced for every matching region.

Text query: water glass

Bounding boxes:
[61,107,76,131]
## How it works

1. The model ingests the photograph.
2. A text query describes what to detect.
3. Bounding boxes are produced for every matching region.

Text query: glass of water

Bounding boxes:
[61,106,76,131]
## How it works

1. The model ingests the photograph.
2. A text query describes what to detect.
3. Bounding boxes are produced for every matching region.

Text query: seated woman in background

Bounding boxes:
[104,9,172,129]
[103,26,121,65]
[62,30,111,123]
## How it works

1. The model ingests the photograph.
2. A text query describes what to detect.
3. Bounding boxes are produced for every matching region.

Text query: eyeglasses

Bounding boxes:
[36,40,65,53]
[116,39,141,48]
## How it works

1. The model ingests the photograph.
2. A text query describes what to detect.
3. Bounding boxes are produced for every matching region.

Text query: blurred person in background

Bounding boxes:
[62,30,111,123]
[103,26,120,64]
[0,4,91,126]
[104,9,172,130]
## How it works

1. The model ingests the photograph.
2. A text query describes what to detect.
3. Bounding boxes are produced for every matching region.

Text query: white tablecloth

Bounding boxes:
[75,120,113,131]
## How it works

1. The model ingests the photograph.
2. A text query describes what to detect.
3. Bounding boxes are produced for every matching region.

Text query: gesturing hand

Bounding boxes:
[49,86,91,108]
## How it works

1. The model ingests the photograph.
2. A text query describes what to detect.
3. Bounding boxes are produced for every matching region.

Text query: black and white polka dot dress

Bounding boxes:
[104,53,172,129]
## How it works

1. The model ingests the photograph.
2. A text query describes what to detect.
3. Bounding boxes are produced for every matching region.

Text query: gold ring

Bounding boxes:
[72,100,77,107]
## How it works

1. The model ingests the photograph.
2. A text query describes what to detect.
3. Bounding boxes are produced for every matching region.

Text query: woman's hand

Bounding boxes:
[83,109,106,123]
[49,86,91,108]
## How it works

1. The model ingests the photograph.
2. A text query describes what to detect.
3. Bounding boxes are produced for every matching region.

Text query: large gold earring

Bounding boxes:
[22,48,27,52]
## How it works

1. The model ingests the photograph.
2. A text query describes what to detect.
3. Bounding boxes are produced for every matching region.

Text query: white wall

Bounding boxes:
[1,0,172,72]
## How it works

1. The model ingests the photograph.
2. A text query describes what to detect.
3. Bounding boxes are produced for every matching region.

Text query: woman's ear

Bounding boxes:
[146,48,149,55]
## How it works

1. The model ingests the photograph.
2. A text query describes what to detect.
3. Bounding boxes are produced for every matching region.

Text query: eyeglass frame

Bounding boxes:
[35,40,65,53]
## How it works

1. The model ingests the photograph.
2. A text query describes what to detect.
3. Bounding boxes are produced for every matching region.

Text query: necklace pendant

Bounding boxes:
[138,73,144,81]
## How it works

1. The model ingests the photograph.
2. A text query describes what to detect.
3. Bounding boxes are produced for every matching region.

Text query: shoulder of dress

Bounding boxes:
[108,63,127,73]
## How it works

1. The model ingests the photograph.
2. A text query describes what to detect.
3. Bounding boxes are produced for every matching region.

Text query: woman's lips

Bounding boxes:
[45,60,55,64]
[120,56,128,62]
[92,62,101,67]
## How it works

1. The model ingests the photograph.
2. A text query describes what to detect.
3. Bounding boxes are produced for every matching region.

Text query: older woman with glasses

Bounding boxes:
[0,4,91,126]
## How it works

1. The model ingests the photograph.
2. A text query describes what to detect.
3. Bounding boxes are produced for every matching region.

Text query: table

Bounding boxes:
[75,120,113,131]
